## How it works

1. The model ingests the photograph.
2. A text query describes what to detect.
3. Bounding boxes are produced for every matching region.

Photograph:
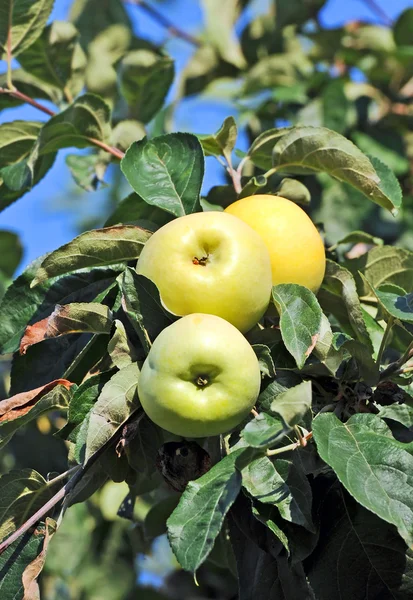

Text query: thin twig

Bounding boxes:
[266,431,313,457]
[358,0,393,26]
[6,16,13,89]
[124,0,201,47]
[46,465,80,487]
[0,465,82,555]
[0,87,125,160]
[0,86,55,116]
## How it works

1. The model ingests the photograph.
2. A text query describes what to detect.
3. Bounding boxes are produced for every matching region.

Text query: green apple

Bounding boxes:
[138,313,261,437]
[136,211,272,333]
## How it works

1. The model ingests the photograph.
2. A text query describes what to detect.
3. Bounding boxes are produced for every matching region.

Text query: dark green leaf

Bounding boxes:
[58,371,113,442]
[275,0,326,28]
[121,133,204,218]
[32,226,150,286]
[313,413,413,547]
[322,79,349,134]
[0,69,62,110]
[70,0,131,49]
[272,284,323,369]
[394,8,413,46]
[250,126,401,214]
[270,380,312,427]
[167,450,243,572]
[18,21,82,90]
[119,50,174,124]
[345,246,413,298]
[242,456,314,530]
[120,268,174,353]
[0,230,22,277]
[319,260,372,347]
[241,412,289,449]
[252,344,276,378]
[307,481,413,600]
[0,262,120,355]
[144,496,180,541]
[0,469,52,541]
[374,286,413,324]
[379,404,413,428]
[0,528,47,600]
[0,0,54,58]
[84,363,141,463]
[104,193,172,230]
[36,93,111,154]
[125,415,163,475]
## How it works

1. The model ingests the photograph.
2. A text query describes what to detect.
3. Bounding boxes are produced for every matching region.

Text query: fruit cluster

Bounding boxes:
[137,195,326,438]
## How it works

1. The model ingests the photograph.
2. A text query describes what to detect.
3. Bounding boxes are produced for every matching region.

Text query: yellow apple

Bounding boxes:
[225,195,326,292]
[136,211,272,332]
[138,314,261,437]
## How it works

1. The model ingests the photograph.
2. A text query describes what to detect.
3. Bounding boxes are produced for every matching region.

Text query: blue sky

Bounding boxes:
[1,0,412,273]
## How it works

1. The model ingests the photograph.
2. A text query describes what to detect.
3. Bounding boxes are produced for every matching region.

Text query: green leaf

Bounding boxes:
[167,451,243,572]
[0,230,22,277]
[242,54,298,96]
[252,344,276,378]
[124,415,163,475]
[144,496,180,541]
[352,132,410,176]
[275,0,326,28]
[121,133,204,218]
[20,302,113,354]
[108,320,138,370]
[270,380,312,427]
[18,21,82,90]
[380,404,413,428]
[257,372,303,414]
[58,371,113,442]
[0,469,52,541]
[36,93,111,154]
[201,0,246,68]
[0,527,47,600]
[242,456,314,530]
[0,121,43,167]
[84,363,141,463]
[120,267,175,353]
[276,178,311,206]
[322,79,349,135]
[250,126,401,214]
[272,284,323,369]
[319,260,372,347]
[345,246,413,298]
[0,380,72,449]
[198,116,237,163]
[70,0,131,49]
[241,412,289,449]
[307,481,413,600]
[65,153,109,192]
[119,50,174,124]
[334,230,383,248]
[373,286,413,324]
[313,413,413,547]
[104,193,172,230]
[0,261,120,355]
[31,226,150,287]
[394,8,413,46]
[0,69,62,109]
[0,0,54,59]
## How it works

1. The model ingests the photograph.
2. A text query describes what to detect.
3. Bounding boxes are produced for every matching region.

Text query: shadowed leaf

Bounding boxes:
[20,302,113,354]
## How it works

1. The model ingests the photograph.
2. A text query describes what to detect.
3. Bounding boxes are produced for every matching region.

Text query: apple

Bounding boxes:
[136,211,272,332]
[225,195,326,292]
[138,313,261,437]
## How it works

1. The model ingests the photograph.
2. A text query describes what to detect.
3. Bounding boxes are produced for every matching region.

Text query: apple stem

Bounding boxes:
[196,376,208,387]
[192,255,208,266]
[251,408,259,418]
[266,431,313,457]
